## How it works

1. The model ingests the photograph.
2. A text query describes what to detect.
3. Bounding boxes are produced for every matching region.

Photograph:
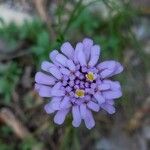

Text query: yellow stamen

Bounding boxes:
[75,89,85,97]
[86,72,95,81]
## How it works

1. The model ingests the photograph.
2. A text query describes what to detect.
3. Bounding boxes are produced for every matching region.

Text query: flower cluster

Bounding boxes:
[35,38,123,129]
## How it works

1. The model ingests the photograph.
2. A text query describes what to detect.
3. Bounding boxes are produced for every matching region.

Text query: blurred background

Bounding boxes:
[0,0,150,150]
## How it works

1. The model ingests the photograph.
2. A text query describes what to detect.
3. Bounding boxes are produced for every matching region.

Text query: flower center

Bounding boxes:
[75,89,85,98]
[86,72,95,81]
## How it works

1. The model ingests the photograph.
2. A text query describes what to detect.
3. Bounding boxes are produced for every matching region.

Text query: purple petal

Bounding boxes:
[69,81,74,87]
[98,83,110,91]
[113,61,124,75]
[84,109,95,129]
[88,45,100,67]
[101,69,114,79]
[35,72,56,85]
[74,42,83,64]
[82,38,93,61]
[52,82,62,90]
[106,99,114,105]
[61,42,74,59]
[60,96,71,109]
[51,82,65,96]
[49,50,58,62]
[49,50,62,66]
[102,90,122,99]
[62,81,68,86]
[80,104,87,119]
[103,80,121,91]
[48,66,62,80]
[87,101,100,112]
[94,92,105,105]
[50,97,62,110]
[55,53,68,66]
[36,84,51,97]
[44,102,55,114]
[101,103,116,114]
[97,61,123,78]
[45,97,61,113]
[41,61,54,72]
[65,86,72,92]
[66,60,76,71]
[60,68,70,75]
[97,60,116,78]
[77,43,87,66]
[54,109,69,125]
[51,89,65,97]
[97,60,116,70]
[34,83,41,91]
[72,105,82,127]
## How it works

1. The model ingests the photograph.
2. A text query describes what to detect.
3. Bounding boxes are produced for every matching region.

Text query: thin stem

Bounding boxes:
[63,0,103,35]
[56,0,68,34]
[63,0,83,34]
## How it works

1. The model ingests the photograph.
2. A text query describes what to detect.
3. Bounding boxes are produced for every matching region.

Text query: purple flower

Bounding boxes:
[35,38,123,129]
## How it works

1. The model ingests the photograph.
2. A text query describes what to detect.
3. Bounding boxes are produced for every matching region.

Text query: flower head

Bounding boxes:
[35,38,123,129]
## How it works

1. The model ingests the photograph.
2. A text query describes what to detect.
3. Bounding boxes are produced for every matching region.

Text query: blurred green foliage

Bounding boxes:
[0,62,21,104]
[19,137,44,150]
[60,127,81,150]
[0,125,15,150]
[0,19,51,64]
[66,0,135,60]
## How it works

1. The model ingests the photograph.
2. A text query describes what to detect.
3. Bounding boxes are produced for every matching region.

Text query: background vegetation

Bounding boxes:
[0,0,149,150]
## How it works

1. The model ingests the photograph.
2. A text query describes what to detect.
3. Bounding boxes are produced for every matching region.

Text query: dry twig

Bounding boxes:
[125,97,150,132]
[0,108,31,139]
[32,0,56,40]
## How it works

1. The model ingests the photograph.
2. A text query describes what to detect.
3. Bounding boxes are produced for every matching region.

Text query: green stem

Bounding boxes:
[63,0,104,35]
[63,0,83,34]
